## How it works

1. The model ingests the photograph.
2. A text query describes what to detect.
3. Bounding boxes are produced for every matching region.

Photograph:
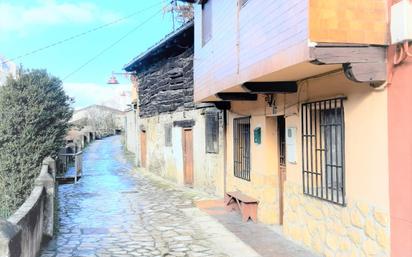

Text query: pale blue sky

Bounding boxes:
[0,0,179,109]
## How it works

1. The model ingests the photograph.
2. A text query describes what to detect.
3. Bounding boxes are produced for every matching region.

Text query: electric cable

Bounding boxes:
[1,1,165,65]
[62,9,162,81]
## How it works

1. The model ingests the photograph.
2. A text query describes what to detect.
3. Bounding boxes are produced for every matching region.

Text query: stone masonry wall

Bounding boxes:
[140,108,225,196]
[137,47,194,118]
[283,181,390,257]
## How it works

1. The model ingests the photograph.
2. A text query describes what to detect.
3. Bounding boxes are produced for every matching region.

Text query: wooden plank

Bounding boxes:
[183,129,194,186]
[226,191,258,203]
[216,93,258,101]
[309,46,386,64]
[140,131,147,168]
[242,81,297,93]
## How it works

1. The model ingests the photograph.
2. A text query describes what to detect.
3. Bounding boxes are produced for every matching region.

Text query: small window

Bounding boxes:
[233,117,251,181]
[202,1,212,45]
[205,112,219,153]
[301,98,346,205]
[165,124,172,147]
[239,0,249,8]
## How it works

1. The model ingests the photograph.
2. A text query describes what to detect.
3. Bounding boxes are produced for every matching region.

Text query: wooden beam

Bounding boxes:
[309,46,386,64]
[343,63,386,86]
[216,93,258,101]
[173,119,195,128]
[204,101,231,110]
[242,81,297,93]
[310,45,387,85]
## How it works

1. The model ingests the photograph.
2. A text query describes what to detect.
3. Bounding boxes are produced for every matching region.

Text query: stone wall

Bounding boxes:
[137,47,194,118]
[0,158,56,257]
[283,181,390,257]
[125,110,137,155]
[140,108,225,196]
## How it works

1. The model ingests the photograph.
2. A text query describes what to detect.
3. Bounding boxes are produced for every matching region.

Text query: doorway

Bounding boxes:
[182,128,194,186]
[140,131,147,168]
[277,116,286,225]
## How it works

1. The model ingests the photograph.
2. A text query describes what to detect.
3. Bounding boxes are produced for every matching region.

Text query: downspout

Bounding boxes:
[223,109,227,195]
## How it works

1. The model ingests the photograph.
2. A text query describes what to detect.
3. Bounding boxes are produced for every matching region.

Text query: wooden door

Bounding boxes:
[140,131,147,168]
[277,116,287,225]
[182,129,194,186]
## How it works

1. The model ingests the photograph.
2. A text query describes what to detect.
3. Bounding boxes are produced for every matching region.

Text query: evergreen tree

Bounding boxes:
[0,69,73,218]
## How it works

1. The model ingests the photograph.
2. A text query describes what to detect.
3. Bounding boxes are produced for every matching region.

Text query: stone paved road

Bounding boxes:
[40,136,228,257]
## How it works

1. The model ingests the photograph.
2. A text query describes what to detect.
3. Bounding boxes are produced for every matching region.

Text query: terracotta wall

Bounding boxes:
[388,47,412,256]
[309,0,389,44]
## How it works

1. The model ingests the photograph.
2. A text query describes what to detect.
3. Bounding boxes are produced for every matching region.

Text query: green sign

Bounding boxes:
[254,127,261,144]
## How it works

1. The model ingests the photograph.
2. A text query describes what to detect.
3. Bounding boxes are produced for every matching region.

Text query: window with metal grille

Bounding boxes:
[301,97,346,205]
[165,124,172,147]
[239,0,250,8]
[233,117,251,181]
[202,1,212,45]
[205,112,219,153]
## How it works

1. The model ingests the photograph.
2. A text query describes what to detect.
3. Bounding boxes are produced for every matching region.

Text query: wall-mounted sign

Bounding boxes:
[286,127,297,163]
[254,127,261,144]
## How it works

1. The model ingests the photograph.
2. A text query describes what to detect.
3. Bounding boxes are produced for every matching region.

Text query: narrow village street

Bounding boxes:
[40,136,229,257]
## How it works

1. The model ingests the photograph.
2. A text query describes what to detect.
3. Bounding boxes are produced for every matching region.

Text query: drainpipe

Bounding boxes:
[223,109,227,195]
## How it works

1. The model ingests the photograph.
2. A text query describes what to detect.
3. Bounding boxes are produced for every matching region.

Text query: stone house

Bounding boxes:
[178,0,396,256]
[124,21,225,196]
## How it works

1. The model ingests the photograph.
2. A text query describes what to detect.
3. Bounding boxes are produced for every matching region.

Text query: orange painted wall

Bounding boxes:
[309,0,389,44]
[388,47,412,257]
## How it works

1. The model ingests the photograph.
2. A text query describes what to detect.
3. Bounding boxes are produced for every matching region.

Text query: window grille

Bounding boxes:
[239,0,250,8]
[205,112,219,153]
[301,98,346,205]
[233,117,251,181]
[165,124,172,147]
[202,1,212,45]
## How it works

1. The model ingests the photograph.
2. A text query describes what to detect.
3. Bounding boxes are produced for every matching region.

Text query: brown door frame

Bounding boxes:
[277,116,286,225]
[182,128,194,186]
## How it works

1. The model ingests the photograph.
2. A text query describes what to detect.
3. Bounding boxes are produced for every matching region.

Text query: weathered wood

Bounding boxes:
[309,46,386,64]
[204,101,231,110]
[216,93,258,101]
[226,191,258,203]
[173,119,195,128]
[183,129,194,186]
[242,81,297,93]
[343,62,387,84]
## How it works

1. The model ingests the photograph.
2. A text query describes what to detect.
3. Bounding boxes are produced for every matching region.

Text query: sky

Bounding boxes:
[0,0,178,110]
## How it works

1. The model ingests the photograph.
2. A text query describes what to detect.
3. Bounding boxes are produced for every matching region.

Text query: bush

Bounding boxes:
[0,69,73,218]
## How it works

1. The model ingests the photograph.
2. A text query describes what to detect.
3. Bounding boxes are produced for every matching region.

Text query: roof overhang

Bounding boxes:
[124,21,194,72]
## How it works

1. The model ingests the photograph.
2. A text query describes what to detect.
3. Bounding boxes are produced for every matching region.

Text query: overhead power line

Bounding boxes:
[62,9,163,81]
[1,1,164,65]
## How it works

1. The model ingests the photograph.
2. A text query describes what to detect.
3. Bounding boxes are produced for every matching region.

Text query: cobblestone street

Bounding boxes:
[40,136,228,257]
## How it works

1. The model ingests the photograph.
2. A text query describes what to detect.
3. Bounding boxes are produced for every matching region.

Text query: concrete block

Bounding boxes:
[0,220,22,257]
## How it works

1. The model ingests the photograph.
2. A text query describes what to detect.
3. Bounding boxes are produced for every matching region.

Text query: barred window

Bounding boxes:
[233,117,251,181]
[301,98,346,205]
[205,112,219,153]
[165,124,172,147]
[239,0,250,8]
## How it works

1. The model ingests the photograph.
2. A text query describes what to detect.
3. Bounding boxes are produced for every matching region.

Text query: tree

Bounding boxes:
[163,0,194,27]
[0,69,73,218]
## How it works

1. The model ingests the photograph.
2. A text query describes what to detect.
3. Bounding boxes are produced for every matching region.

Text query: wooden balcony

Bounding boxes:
[191,0,388,102]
